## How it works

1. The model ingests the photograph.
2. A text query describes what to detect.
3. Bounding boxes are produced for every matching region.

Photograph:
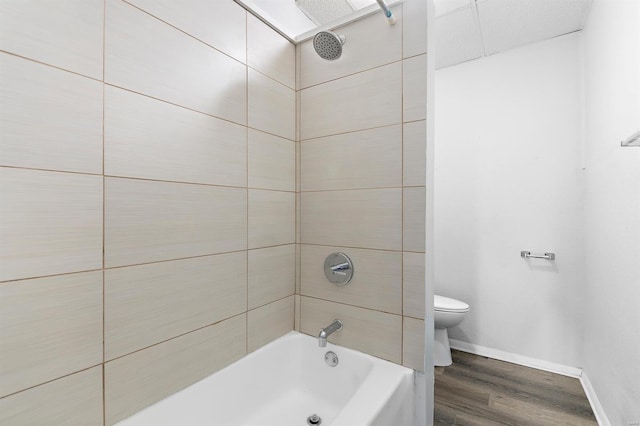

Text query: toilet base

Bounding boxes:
[434,328,453,366]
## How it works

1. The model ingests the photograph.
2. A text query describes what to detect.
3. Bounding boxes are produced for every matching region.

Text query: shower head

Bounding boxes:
[313,31,346,61]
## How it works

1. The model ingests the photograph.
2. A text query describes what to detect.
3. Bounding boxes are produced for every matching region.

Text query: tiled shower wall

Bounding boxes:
[0,0,295,424]
[295,1,428,372]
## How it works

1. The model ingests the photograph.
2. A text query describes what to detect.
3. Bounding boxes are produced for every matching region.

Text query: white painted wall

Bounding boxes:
[582,0,640,424]
[434,33,585,367]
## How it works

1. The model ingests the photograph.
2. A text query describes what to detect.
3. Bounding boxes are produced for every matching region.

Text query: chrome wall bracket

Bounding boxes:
[521,251,556,260]
[324,252,353,286]
[620,130,640,147]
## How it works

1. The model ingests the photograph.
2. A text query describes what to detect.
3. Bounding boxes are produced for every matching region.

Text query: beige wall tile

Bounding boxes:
[403,317,425,371]
[248,129,295,191]
[0,367,103,425]
[0,168,102,282]
[299,6,402,88]
[248,245,296,309]
[300,125,402,191]
[0,54,102,174]
[300,297,402,363]
[105,86,247,187]
[105,314,246,425]
[248,69,295,140]
[0,0,103,79]
[403,0,428,58]
[300,245,402,314]
[403,54,427,122]
[105,177,246,267]
[403,252,426,319]
[403,120,427,186]
[300,62,402,140]
[124,0,247,63]
[248,296,294,352]
[105,0,246,124]
[248,190,295,249]
[247,14,295,88]
[0,272,102,397]
[300,189,402,250]
[105,252,247,360]
[403,187,426,252]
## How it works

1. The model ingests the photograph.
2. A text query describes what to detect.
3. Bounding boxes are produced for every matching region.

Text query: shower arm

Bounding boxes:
[375,0,397,25]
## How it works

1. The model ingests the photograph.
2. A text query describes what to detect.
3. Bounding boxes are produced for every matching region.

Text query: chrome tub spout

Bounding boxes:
[319,319,343,347]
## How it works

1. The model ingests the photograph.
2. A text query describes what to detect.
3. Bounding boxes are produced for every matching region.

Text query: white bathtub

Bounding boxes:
[117,331,414,426]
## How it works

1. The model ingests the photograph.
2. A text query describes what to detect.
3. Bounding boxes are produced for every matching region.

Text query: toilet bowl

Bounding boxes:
[434,295,469,366]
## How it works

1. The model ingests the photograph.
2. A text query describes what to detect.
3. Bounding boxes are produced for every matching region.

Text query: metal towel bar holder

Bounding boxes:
[620,130,640,147]
[521,251,555,260]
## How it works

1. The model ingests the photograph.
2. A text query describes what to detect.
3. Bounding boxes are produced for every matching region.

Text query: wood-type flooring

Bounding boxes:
[434,350,598,425]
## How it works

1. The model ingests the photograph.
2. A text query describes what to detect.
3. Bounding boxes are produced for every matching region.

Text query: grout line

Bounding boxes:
[400,2,405,63]
[402,117,428,125]
[299,122,402,143]
[298,294,403,317]
[104,174,296,193]
[300,186,405,194]
[104,249,251,271]
[120,0,247,68]
[0,244,298,286]
[245,10,250,356]
[0,50,103,83]
[299,58,403,91]
[0,364,103,401]
[101,364,106,426]
[0,168,319,196]
[294,42,302,330]
[400,44,405,365]
[103,83,295,142]
[0,255,225,285]
[248,66,296,92]
[299,242,408,254]
[247,293,295,313]
[249,127,297,143]
[104,311,248,364]
[248,242,296,252]
[103,82,245,127]
[0,268,103,285]
[0,164,102,177]
[4,50,295,146]
[101,3,107,421]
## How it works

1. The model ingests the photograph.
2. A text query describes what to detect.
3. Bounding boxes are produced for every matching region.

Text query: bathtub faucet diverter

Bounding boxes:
[318,319,343,347]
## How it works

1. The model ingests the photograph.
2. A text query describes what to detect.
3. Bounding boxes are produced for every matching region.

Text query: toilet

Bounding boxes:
[434,295,470,366]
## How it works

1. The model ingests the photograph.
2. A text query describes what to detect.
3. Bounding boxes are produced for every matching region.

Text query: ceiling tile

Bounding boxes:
[434,0,473,17]
[478,0,592,55]
[296,0,355,25]
[436,6,484,69]
[346,0,377,9]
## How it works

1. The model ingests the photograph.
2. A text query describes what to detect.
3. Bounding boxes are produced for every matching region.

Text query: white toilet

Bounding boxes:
[434,295,470,366]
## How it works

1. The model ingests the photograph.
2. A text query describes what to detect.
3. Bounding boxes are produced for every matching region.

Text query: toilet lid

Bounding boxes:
[434,295,469,312]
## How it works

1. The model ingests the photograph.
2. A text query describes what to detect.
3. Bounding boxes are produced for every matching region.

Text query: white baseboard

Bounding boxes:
[580,371,611,426]
[448,339,611,426]
[448,338,583,377]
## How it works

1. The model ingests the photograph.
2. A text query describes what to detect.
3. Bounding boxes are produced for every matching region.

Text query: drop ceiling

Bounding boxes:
[236,0,593,64]
[235,0,385,41]
[435,0,593,69]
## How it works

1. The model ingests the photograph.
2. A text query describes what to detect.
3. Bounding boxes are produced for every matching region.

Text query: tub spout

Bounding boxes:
[318,319,343,347]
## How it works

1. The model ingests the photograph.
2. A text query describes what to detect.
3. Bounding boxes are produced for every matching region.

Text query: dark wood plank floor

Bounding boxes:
[434,350,598,425]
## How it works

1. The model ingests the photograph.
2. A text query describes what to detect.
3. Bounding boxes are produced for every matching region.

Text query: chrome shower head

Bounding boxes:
[313,31,346,61]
